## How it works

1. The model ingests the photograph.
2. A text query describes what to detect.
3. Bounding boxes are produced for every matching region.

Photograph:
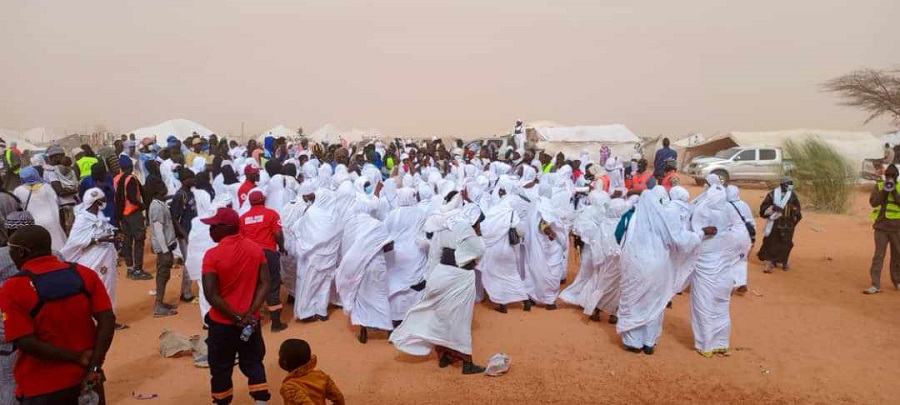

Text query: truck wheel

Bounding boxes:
[711,170,729,184]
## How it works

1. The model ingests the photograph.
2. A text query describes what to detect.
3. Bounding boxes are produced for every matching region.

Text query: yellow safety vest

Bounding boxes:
[871,182,900,220]
[76,156,99,179]
[5,150,20,175]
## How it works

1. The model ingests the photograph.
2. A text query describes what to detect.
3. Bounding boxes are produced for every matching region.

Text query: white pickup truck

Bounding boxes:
[685,146,792,184]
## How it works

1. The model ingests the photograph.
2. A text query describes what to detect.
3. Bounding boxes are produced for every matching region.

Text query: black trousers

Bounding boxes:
[121,211,146,271]
[19,383,105,405]
[263,249,282,311]
[205,315,270,404]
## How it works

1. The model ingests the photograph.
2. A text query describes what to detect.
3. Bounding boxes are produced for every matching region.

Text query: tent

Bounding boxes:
[258,124,300,142]
[683,129,883,170]
[882,131,900,145]
[0,128,42,151]
[307,123,382,145]
[533,124,642,164]
[128,118,216,140]
[22,127,67,146]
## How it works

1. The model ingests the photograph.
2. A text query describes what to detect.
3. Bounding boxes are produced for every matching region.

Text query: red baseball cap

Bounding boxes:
[200,207,240,227]
[244,165,260,175]
[248,189,266,205]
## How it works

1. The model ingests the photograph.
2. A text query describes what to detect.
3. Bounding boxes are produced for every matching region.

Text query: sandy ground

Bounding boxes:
[100,184,900,405]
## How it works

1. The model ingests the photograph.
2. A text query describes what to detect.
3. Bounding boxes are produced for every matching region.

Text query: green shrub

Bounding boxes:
[783,136,855,213]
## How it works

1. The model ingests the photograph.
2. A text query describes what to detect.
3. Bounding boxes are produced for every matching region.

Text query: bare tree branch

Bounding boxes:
[822,68,900,126]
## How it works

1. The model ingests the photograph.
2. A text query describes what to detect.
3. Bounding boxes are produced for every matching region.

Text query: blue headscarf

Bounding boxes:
[264,136,275,155]
[19,166,42,185]
[373,151,384,169]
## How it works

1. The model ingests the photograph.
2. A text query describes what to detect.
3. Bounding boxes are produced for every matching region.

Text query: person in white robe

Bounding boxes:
[60,188,120,324]
[280,183,314,303]
[383,188,430,326]
[186,190,225,325]
[478,179,530,312]
[670,186,699,294]
[522,178,574,310]
[159,153,181,197]
[389,206,487,375]
[726,185,756,292]
[335,200,394,343]
[579,196,627,323]
[294,188,344,322]
[617,186,704,355]
[422,190,464,279]
[14,167,67,252]
[560,190,616,318]
[690,184,751,357]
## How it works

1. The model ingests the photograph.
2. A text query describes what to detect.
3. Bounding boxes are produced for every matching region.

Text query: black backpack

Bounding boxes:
[12,262,89,318]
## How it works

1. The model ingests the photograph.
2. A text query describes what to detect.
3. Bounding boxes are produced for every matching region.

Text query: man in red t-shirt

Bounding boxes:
[237,165,260,209]
[239,190,287,333]
[201,207,271,405]
[0,225,116,404]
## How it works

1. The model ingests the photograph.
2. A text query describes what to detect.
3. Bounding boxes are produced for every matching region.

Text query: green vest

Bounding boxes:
[871,182,900,220]
[4,150,19,175]
[76,156,99,179]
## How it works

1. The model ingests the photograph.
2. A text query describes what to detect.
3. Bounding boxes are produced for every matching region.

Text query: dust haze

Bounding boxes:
[0,0,897,138]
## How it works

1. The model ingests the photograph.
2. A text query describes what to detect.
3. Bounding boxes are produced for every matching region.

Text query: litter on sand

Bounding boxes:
[485,353,511,377]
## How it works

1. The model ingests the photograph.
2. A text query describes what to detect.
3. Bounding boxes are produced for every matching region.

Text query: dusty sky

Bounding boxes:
[1,0,897,139]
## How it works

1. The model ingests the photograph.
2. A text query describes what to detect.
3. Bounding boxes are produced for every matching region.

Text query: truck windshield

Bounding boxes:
[714,147,741,159]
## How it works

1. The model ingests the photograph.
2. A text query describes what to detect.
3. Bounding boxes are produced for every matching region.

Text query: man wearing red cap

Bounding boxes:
[200,207,271,405]
[238,166,260,210]
[239,190,288,333]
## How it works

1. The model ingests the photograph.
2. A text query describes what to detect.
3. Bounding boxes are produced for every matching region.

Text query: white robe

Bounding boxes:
[390,220,485,356]
[478,195,529,305]
[617,187,702,349]
[384,201,429,321]
[294,189,345,320]
[335,211,393,330]
[60,208,118,308]
[15,184,67,252]
[690,186,751,353]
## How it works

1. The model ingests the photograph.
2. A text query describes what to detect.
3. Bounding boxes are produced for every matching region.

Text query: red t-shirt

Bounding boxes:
[0,255,112,397]
[237,181,256,207]
[240,205,282,251]
[202,234,266,325]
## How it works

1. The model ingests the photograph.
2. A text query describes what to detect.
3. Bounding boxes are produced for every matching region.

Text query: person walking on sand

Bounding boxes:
[865,164,900,294]
[201,207,272,405]
[757,176,802,273]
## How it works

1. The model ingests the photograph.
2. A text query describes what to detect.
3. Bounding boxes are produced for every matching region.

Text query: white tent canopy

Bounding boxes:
[1,128,42,151]
[258,124,300,142]
[687,128,883,169]
[534,124,642,163]
[307,123,382,145]
[882,131,900,146]
[22,127,67,146]
[129,118,216,140]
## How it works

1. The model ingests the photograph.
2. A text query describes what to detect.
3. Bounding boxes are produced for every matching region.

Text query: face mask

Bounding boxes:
[365,185,374,195]
[173,172,180,180]
[99,202,107,210]
[787,184,794,191]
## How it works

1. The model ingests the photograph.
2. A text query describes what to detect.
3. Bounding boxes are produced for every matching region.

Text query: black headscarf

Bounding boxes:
[195,170,215,199]
[221,165,239,185]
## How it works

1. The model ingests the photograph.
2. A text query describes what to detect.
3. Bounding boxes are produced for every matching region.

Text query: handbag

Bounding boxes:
[729,202,756,240]
[507,211,520,245]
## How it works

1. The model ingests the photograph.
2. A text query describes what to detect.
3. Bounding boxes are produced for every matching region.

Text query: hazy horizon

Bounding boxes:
[1,0,898,139]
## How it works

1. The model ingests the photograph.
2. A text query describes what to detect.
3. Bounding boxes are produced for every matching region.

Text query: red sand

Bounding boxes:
[101,185,900,404]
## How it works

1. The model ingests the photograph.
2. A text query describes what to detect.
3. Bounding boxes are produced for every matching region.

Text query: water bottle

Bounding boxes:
[239,322,255,342]
[78,390,100,405]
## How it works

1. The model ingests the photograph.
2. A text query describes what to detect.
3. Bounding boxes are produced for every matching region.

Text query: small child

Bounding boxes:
[279,339,345,405]
[148,185,178,317]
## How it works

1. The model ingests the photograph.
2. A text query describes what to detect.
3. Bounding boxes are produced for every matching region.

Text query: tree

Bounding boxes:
[822,68,900,126]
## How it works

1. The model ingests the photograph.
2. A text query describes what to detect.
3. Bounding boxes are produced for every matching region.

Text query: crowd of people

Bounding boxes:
[0,131,805,404]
